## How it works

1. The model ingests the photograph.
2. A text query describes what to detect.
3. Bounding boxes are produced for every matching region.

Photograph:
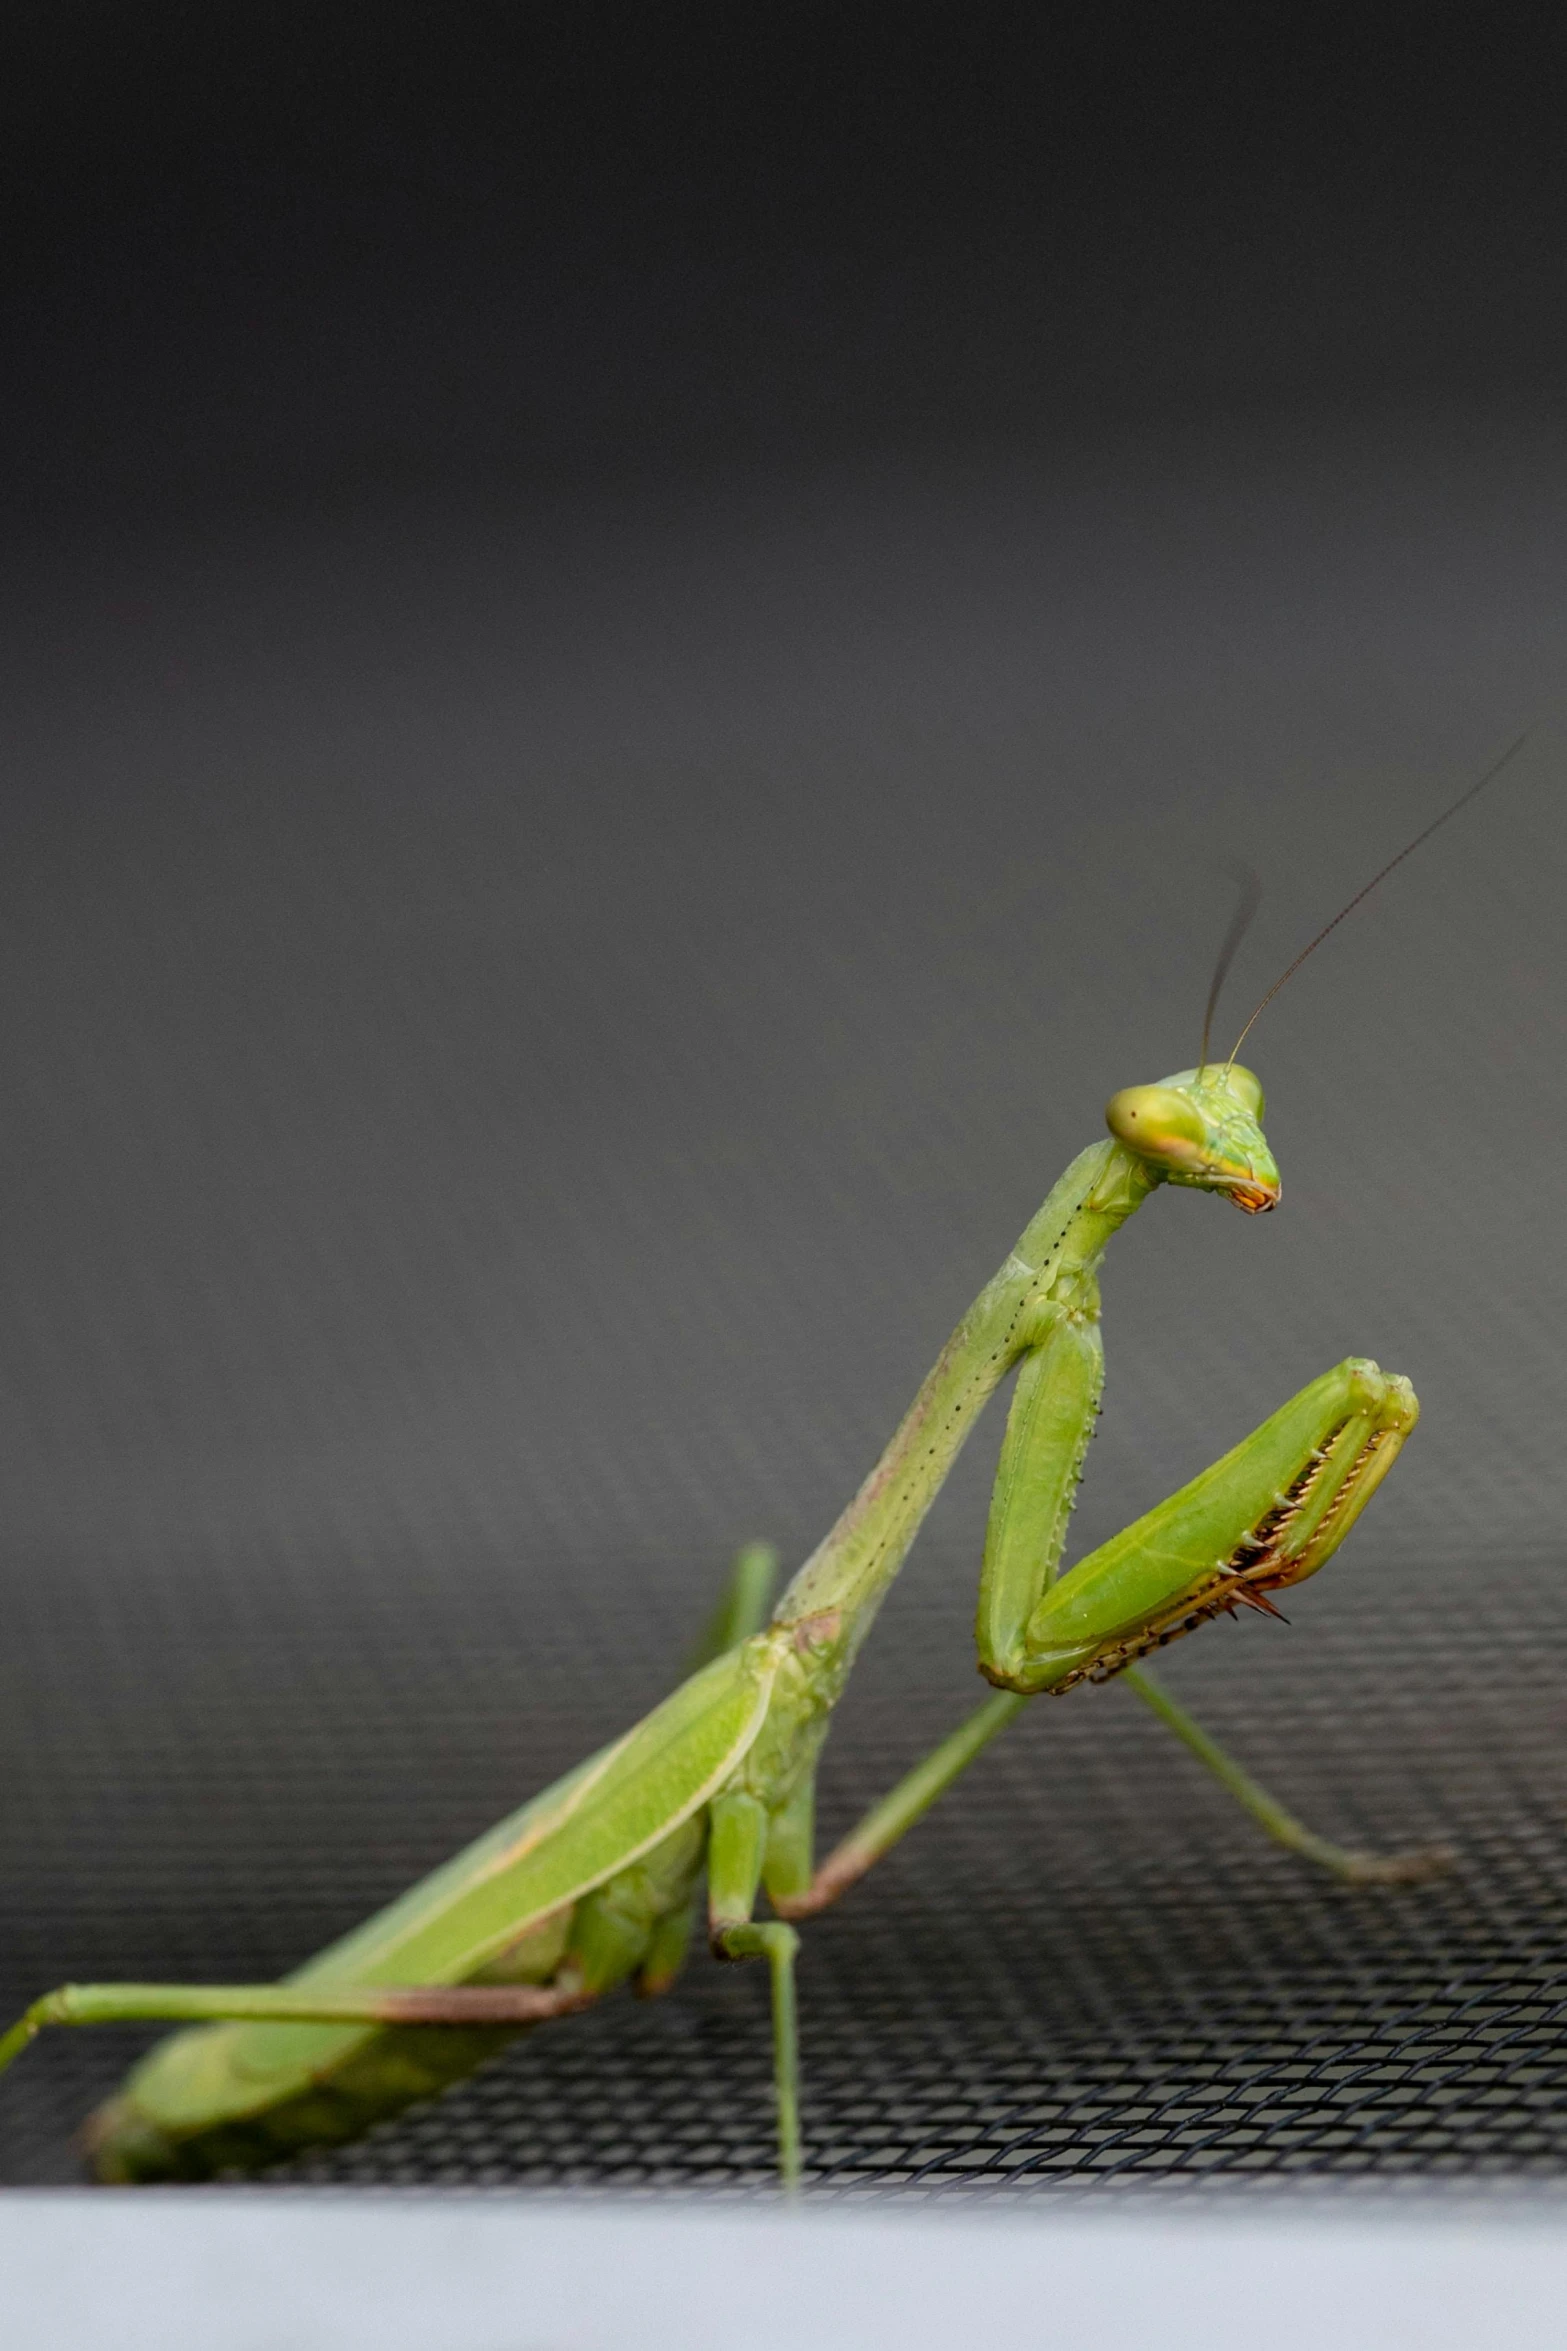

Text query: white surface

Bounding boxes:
[0,2192,1563,2351]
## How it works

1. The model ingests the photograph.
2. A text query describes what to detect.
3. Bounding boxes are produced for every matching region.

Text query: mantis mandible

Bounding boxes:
[0,743,1526,2188]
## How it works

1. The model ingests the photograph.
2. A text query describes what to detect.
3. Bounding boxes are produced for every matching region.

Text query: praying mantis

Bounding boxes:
[0,743,1527,2189]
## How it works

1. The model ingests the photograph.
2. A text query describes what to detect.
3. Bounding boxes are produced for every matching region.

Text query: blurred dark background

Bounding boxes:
[3,3,1567,2189]
[8,3,1567,516]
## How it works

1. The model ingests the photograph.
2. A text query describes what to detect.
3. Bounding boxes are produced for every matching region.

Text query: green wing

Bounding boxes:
[113,1632,783,2141]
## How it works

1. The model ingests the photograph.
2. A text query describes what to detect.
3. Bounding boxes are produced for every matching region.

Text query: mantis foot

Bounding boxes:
[1334,1842,1456,1887]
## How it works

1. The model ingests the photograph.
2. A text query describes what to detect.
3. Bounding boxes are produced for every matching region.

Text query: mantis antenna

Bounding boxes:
[1197,864,1262,1074]
[1226,732,1531,1066]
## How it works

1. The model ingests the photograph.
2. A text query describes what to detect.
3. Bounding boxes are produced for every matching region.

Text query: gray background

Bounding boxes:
[2,6,1567,2188]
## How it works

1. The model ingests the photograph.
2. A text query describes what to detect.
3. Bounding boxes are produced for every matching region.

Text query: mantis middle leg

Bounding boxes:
[707,1788,803,2189]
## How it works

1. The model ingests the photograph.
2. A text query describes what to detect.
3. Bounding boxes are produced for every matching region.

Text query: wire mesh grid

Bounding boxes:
[1,1524,1564,2194]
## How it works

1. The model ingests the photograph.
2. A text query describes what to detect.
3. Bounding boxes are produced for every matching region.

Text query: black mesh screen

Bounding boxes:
[2,1528,1564,2190]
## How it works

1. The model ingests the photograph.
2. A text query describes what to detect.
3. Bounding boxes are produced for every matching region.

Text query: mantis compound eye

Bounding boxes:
[1217,1063,1265,1120]
[1104,1085,1208,1168]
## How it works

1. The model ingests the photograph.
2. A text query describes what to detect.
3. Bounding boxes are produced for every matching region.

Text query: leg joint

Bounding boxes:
[713,1921,799,1966]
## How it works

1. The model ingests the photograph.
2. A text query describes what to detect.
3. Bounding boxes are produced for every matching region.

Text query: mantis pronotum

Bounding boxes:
[0,742,1527,2186]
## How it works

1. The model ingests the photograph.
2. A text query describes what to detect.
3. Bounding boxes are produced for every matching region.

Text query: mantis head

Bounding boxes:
[1104,1064,1280,1214]
[1101,737,1529,1224]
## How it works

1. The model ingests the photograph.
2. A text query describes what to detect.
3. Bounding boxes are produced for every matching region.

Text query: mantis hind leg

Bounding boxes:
[0,1975,600,2090]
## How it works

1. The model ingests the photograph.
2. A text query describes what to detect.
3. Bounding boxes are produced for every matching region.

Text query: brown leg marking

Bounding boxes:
[371,1980,595,2027]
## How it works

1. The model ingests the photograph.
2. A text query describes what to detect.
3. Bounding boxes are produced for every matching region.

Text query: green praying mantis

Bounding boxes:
[0,742,1528,2189]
